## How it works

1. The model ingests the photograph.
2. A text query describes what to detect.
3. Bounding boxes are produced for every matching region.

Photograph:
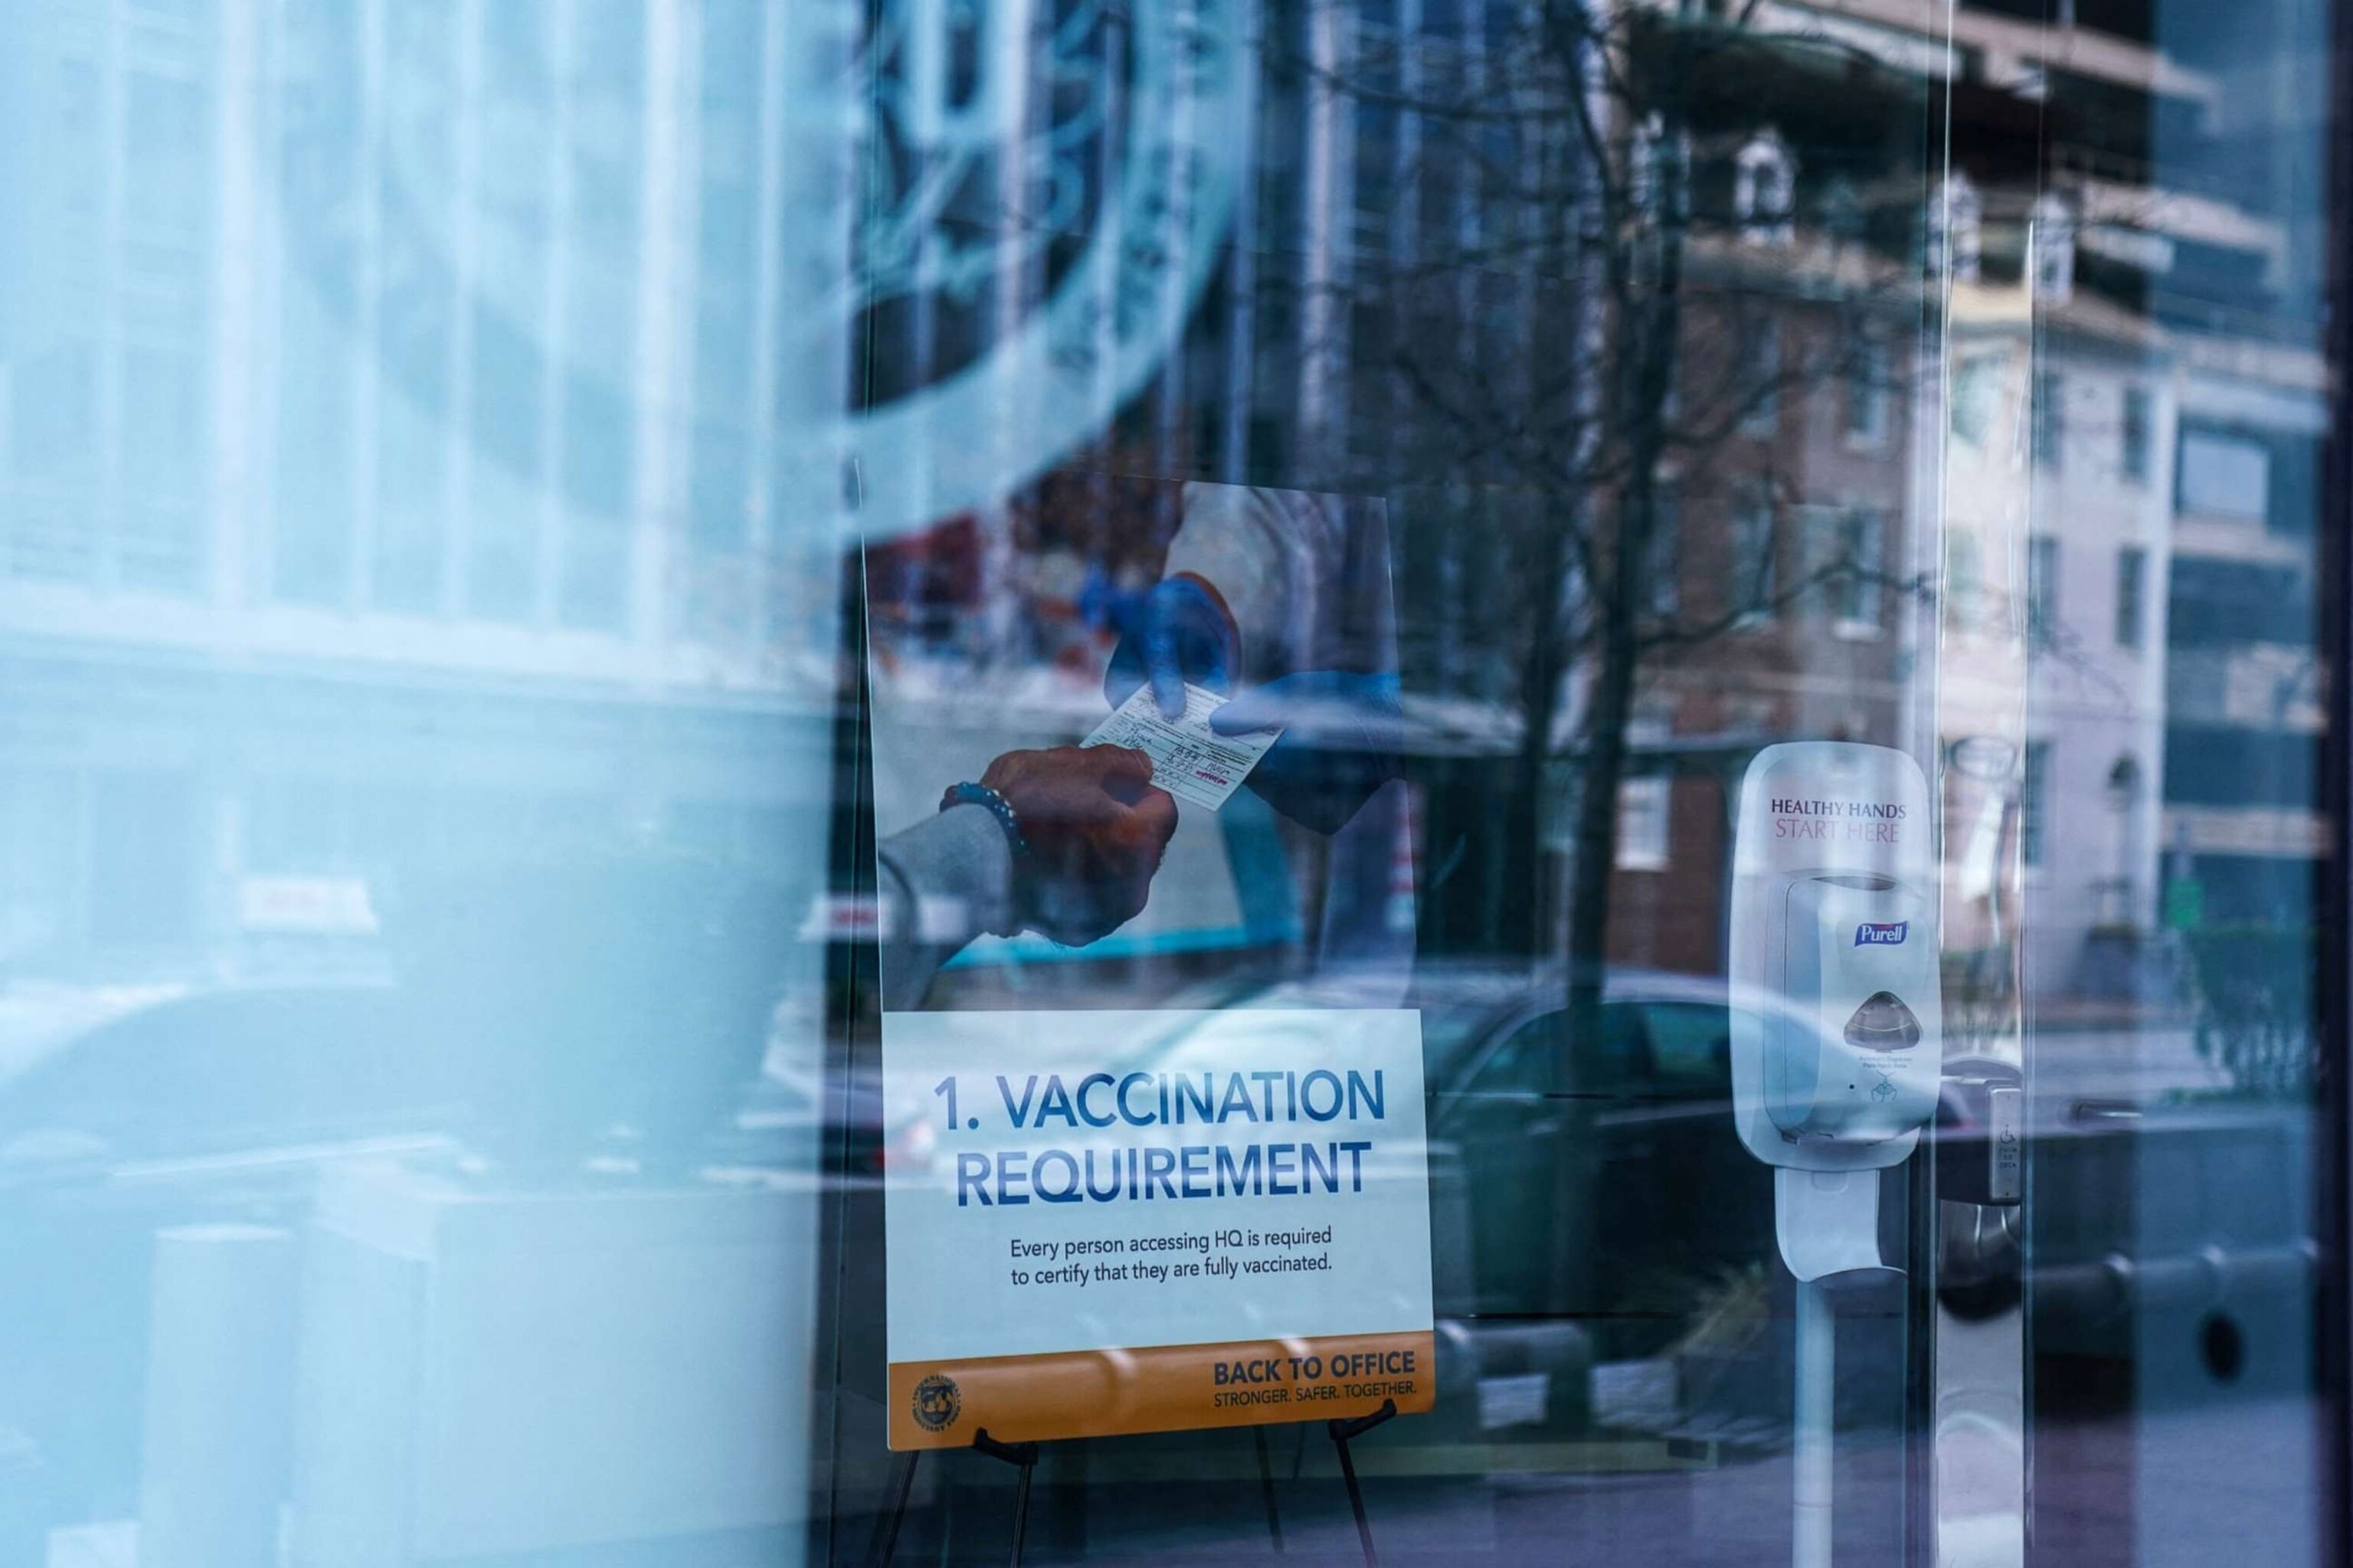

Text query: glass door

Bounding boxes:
[0,1,2343,1566]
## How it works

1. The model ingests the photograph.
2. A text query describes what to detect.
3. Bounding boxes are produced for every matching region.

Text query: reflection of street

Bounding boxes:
[2028,1023,2232,1105]
[26,1390,2326,1566]
[829,1392,2320,1566]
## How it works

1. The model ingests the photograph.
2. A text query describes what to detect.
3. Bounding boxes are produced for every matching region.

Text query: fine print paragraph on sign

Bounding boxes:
[882,1009,1435,1449]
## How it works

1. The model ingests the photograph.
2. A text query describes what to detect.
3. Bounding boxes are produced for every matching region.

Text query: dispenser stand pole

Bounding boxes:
[1793,1277,1836,1568]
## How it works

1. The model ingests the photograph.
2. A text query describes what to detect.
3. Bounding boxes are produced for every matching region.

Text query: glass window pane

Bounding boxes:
[2,0,2345,1562]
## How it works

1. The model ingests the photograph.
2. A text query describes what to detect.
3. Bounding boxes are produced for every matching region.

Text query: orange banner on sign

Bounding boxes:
[888,1330,1435,1449]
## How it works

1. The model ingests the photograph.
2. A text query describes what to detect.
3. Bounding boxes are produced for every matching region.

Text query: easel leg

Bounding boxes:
[1327,1399,1397,1568]
[866,1450,920,1568]
[972,1428,1042,1568]
[1254,1424,1285,1553]
[1007,1458,1036,1568]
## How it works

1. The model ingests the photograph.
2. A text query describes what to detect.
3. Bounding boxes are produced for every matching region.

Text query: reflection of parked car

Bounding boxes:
[0,984,465,1524]
[1203,963,2315,1436]
[1418,967,1772,1336]
[1065,963,1788,1439]
[1157,964,1776,1335]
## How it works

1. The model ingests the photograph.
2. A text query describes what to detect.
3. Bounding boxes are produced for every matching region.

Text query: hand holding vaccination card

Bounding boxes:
[1085,682,1282,811]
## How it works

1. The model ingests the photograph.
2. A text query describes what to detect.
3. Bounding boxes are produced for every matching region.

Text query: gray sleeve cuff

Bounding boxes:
[866,800,1011,946]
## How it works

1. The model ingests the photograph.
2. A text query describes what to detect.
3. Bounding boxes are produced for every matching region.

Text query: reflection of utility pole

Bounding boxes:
[2159,817,2200,1003]
[631,0,684,656]
[1297,0,1353,472]
[1218,0,1262,487]
[777,0,864,641]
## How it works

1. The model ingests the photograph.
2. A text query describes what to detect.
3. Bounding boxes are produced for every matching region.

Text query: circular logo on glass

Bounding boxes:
[282,0,1245,548]
[833,0,1248,542]
[911,1372,963,1433]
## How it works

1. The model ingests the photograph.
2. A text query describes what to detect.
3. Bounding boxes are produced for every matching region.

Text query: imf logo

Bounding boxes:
[1854,921,1910,948]
[911,1372,963,1433]
[836,0,1248,542]
[303,0,1248,550]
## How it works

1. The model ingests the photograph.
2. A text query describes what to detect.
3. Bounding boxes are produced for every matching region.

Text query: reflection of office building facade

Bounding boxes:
[1952,0,2325,974]
[2162,352,2329,925]
[1943,269,2177,1000]
[1775,0,2325,1003]
[2033,337,2175,998]
[0,2,843,977]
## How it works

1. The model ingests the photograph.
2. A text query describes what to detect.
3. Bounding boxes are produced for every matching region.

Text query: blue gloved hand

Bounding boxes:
[1210,671,1403,834]
[1105,574,1240,719]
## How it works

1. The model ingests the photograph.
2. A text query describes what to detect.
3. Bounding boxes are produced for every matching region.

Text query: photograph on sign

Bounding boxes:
[862,473,1431,1448]
[880,1008,1434,1448]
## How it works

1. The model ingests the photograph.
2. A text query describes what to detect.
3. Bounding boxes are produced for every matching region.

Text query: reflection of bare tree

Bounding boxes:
[1942,944,2019,1055]
[2186,925,2322,1100]
[1275,2,1936,1015]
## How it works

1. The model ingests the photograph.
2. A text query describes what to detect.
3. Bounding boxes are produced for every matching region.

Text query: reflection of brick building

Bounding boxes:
[1272,15,1948,971]
[1609,300,1928,970]
[1592,93,1937,974]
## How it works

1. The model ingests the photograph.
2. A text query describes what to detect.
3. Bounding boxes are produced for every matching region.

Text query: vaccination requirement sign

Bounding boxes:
[882,1008,1435,1449]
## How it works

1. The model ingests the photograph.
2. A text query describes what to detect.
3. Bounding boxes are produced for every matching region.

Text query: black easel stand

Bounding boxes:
[867,1403,1393,1568]
[974,1429,1042,1566]
[1254,1424,1286,1553]
[866,1429,1040,1568]
[1327,1399,1398,1568]
[864,1449,918,1568]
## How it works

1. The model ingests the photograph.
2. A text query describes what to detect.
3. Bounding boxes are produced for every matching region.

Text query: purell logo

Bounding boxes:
[1854,921,1910,948]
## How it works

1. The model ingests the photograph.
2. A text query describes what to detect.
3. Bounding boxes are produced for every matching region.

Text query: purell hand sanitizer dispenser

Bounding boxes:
[1729,741,1939,1568]
[1760,870,1939,1151]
